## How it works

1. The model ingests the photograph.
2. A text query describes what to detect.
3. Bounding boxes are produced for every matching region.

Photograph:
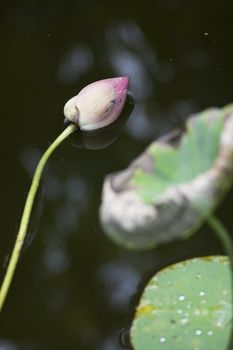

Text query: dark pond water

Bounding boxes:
[0,1,233,349]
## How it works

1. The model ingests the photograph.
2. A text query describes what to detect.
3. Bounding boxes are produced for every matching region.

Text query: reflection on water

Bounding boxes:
[125,104,154,140]
[1,0,233,349]
[0,340,17,350]
[43,239,70,275]
[58,45,94,85]
[97,261,139,310]
[106,21,156,98]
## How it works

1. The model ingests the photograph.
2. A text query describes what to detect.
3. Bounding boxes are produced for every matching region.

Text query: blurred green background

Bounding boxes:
[0,0,233,349]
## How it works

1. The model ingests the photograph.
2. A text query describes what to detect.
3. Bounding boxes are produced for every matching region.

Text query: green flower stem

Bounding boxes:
[207,215,233,350]
[0,123,77,312]
[207,215,233,264]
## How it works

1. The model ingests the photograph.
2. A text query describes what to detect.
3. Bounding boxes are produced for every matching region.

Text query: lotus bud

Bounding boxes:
[64,77,129,131]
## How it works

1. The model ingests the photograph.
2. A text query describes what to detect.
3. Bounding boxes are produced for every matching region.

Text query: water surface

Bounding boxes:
[0,1,233,349]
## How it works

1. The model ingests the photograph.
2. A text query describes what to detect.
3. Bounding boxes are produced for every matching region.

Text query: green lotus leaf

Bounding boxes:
[131,256,232,350]
[100,104,233,250]
[132,110,224,203]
